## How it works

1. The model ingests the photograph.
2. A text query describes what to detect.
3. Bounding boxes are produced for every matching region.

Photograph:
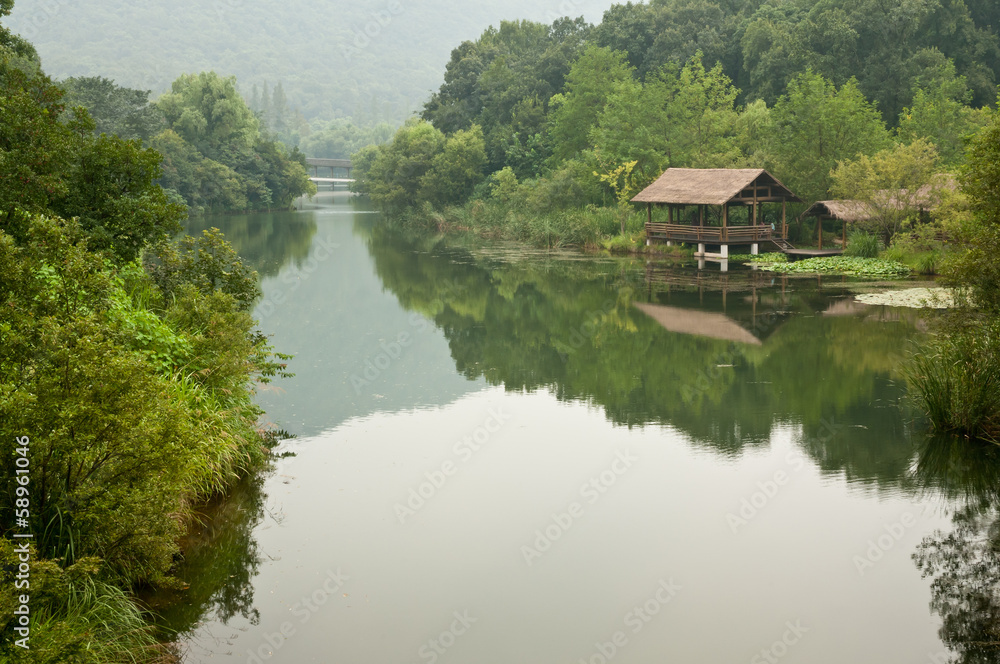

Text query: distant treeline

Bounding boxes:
[62,73,316,216]
[355,0,1000,215]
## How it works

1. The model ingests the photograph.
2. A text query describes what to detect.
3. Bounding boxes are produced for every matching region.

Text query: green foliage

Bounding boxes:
[357,120,486,211]
[422,17,591,175]
[728,252,787,264]
[761,256,911,278]
[844,231,881,258]
[146,227,261,312]
[0,544,165,663]
[1,214,290,602]
[593,53,740,179]
[896,53,993,168]
[157,72,260,158]
[55,133,187,262]
[61,76,165,141]
[831,139,944,246]
[300,119,395,159]
[148,72,315,214]
[946,111,1000,313]
[0,52,186,263]
[769,71,892,205]
[0,0,34,57]
[0,52,82,221]
[547,45,635,164]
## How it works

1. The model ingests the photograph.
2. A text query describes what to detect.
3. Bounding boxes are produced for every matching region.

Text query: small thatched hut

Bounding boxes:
[800,200,873,249]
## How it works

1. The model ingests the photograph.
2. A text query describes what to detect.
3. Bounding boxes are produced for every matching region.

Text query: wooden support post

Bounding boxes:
[782,200,787,239]
[669,205,673,224]
[647,203,651,225]
[699,205,704,226]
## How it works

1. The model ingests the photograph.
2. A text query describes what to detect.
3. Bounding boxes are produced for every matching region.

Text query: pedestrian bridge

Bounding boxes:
[306,158,353,188]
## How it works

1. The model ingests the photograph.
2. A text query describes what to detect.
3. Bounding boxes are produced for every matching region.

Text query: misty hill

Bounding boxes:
[5,0,611,123]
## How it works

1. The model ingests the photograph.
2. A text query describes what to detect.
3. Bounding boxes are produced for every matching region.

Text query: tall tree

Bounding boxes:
[157,72,261,160]
[61,76,165,141]
[0,0,34,57]
[768,71,891,204]
[593,53,740,180]
[897,52,993,167]
[547,45,635,164]
[830,139,943,246]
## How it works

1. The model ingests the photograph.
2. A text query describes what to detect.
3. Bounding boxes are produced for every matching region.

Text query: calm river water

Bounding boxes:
[160,192,1000,664]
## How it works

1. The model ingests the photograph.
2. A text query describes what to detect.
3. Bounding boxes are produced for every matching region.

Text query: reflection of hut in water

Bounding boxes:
[634,302,764,345]
[636,267,794,344]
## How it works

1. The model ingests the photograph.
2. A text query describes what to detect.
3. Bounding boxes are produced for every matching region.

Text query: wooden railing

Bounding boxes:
[645,223,773,243]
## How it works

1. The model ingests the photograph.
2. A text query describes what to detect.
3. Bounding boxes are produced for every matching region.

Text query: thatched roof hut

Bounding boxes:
[802,200,873,223]
[632,168,802,253]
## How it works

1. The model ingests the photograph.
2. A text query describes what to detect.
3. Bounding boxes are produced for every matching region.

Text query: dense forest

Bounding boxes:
[1,1,294,660]
[60,73,316,214]
[357,0,1000,225]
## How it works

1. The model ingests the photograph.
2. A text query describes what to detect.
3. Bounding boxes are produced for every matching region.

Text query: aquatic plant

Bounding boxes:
[761,256,911,277]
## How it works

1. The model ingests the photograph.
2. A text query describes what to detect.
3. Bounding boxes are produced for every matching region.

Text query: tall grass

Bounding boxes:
[31,577,169,664]
[844,231,880,258]
[906,320,1000,441]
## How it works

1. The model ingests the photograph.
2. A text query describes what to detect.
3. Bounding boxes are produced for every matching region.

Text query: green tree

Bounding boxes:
[61,76,165,141]
[364,120,447,210]
[157,72,261,160]
[1,52,184,262]
[419,125,487,206]
[593,53,740,180]
[0,0,34,57]
[547,45,635,164]
[768,71,891,204]
[831,139,943,246]
[53,133,187,262]
[897,52,992,167]
[948,112,1000,312]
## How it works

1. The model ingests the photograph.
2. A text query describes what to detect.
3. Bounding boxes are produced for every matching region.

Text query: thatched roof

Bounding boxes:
[634,302,762,345]
[803,200,873,222]
[631,168,802,205]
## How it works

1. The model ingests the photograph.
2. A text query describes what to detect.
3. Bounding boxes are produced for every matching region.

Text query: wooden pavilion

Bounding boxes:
[633,168,802,257]
[800,200,873,250]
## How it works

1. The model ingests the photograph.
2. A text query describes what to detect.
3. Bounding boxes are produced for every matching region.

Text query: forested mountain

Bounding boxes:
[3,0,611,123]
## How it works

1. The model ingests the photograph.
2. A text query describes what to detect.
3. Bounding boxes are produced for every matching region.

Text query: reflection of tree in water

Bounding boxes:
[914,440,1000,663]
[148,474,267,637]
[364,225,924,490]
[186,212,317,278]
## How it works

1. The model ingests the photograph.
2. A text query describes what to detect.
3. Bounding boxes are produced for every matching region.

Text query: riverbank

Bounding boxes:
[0,217,288,664]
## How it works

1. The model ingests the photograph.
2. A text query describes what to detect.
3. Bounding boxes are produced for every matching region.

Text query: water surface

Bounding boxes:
[164,193,1000,664]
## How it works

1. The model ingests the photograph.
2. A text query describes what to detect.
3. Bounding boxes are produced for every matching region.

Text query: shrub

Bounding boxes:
[844,231,880,258]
